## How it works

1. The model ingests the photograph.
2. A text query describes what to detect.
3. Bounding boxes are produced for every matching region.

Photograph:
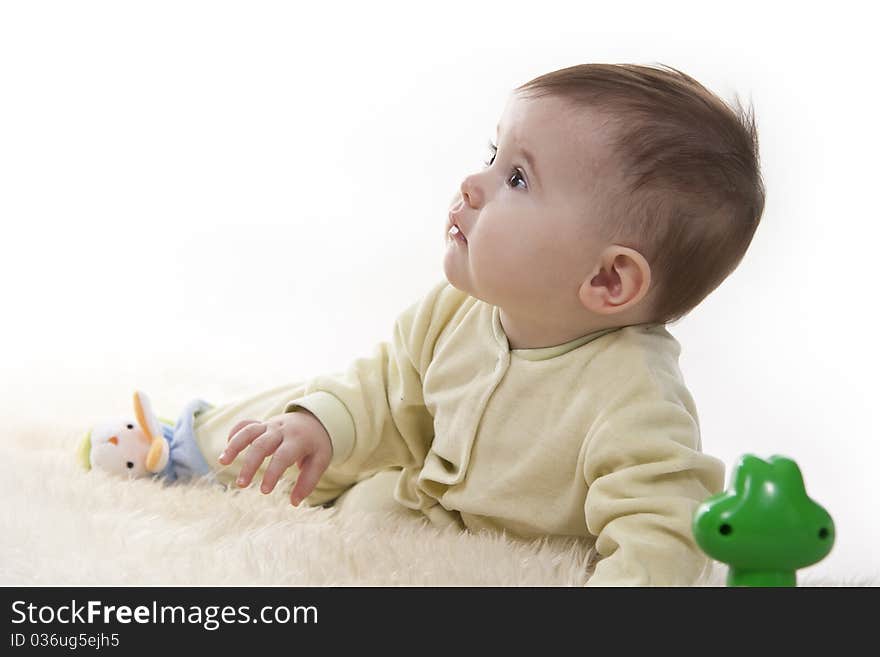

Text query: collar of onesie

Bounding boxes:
[490,304,656,361]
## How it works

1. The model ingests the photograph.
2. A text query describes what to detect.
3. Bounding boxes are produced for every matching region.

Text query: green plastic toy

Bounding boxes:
[692,454,835,587]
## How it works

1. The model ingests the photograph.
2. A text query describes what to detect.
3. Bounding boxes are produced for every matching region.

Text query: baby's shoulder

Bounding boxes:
[587,323,693,407]
[592,322,681,367]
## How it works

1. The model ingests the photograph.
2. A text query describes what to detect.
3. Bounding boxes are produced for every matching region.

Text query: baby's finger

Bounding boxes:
[260,441,309,494]
[219,422,267,465]
[227,419,259,442]
[290,452,331,506]
[235,430,283,487]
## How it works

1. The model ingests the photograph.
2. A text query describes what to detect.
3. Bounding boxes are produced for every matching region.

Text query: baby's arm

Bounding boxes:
[582,398,725,586]
[230,280,456,506]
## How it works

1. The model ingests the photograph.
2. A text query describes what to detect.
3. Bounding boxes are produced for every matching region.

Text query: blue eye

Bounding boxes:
[484,140,527,190]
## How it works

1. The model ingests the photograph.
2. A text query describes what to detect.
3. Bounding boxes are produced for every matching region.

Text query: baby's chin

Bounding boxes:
[441,266,465,294]
[442,256,475,298]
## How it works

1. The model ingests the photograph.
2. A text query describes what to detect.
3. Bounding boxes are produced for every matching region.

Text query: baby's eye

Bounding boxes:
[483,140,527,190]
[506,169,526,190]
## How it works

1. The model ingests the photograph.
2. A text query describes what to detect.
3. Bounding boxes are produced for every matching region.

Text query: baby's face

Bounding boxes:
[444,94,618,318]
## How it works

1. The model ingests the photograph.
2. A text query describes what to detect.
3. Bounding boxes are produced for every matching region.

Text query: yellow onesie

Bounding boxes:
[191,280,725,586]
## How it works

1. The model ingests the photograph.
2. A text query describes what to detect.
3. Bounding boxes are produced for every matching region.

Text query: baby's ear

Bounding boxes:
[579,246,651,315]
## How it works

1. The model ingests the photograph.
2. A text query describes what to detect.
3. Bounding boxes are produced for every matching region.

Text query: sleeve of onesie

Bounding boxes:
[581,398,726,586]
[282,280,459,505]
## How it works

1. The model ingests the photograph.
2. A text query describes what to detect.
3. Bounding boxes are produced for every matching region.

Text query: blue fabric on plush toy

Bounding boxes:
[157,398,215,483]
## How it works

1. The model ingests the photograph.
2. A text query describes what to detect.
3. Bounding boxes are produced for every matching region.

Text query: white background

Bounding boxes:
[1,0,877,583]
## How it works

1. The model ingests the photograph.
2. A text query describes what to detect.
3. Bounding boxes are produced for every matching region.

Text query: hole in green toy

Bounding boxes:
[818,527,829,539]
[719,523,732,536]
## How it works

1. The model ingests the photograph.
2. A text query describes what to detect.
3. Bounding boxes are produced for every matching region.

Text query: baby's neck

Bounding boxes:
[498,308,628,351]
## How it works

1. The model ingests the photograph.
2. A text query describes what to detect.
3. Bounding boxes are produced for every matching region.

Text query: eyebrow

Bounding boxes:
[496,122,541,184]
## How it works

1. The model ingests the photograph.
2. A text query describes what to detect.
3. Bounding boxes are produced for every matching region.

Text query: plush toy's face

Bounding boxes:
[89,416,151,477]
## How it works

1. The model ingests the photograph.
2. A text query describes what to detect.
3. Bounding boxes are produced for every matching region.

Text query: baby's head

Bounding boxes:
[444,63,765,336]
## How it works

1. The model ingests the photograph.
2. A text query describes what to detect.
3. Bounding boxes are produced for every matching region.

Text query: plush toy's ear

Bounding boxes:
[133,391,162,444]
[134,390,169,474]
[76,430,92,471]
[145,437,170,473]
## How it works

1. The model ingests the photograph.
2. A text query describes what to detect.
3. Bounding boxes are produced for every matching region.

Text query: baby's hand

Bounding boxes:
[218,409,333,506]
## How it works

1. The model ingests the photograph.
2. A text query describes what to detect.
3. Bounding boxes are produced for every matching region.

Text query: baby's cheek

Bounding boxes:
[467,239,509,294]
[483,239,536,290]
[521,243,577,297]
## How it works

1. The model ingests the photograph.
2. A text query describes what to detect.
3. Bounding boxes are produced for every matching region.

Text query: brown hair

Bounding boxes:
[514,63,766,325]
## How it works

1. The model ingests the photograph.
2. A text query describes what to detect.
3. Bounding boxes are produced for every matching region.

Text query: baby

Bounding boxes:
[189,63,765,586]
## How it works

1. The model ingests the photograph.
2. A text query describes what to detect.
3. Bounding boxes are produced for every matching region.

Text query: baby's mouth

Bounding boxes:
[448,223,468,244]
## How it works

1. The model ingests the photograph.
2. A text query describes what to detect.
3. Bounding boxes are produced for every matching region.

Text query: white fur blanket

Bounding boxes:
[1,422,600,586]
[0,372,868,587]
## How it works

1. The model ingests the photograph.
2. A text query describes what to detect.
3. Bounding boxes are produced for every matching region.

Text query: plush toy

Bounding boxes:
[77,390,215,483]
